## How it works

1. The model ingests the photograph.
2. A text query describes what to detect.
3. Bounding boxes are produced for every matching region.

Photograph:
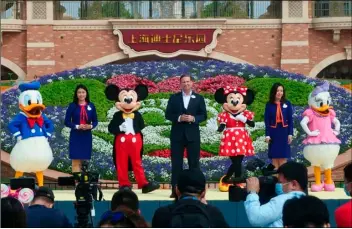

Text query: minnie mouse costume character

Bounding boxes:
[105,84,159,193]
[215,86,255,192]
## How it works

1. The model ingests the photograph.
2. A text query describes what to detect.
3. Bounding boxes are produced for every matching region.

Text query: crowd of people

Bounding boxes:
[1,162,351,228]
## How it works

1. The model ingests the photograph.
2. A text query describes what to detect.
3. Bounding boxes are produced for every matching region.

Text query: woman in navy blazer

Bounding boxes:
[64,84,98,172]
[264,83,294,169]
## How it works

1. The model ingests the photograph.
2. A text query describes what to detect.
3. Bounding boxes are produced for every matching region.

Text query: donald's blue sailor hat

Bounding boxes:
[19,82,41,92]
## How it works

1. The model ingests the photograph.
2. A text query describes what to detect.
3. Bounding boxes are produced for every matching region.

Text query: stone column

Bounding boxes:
[280,1,311,76]
[26,1,55,80]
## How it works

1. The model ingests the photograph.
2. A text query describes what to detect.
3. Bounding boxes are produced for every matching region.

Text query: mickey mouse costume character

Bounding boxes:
[8,82,54,187]
[214,86,255,192]
[105,84,159,193]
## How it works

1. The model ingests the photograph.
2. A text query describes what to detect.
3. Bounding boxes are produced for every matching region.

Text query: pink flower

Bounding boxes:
[148,149,214,158]
[106,74,159,93]
[156,76,181,93]
[194,75,245,93]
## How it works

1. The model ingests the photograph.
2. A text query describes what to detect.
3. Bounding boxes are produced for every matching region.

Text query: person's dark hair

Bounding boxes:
[180,74,193,82]
[277,161,308,192]
[73,84,90,104]
[283,195,329,227]
[269,82,286,103]
[98,206,148,228]
[1,197,27,228]
[344,162,352,182]
[32,196,54,205]
[111,189,139,212]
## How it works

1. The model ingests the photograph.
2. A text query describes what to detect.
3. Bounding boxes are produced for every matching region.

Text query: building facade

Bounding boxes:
[1,0,351,82]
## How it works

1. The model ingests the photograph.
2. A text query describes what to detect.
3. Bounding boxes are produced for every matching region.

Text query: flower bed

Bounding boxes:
[148,149,214,158]
[1,60,351,182]
[106,74,159,93]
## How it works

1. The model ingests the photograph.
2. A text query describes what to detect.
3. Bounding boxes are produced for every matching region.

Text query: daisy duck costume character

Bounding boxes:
[8,82,54,187]
[105,84,159,193]
[300,82,341,192]
[215,86,255,192]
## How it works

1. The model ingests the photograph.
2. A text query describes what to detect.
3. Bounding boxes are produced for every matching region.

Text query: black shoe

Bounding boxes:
[119,186,132,191]
[222,175,232,184]
[142,182,160,194]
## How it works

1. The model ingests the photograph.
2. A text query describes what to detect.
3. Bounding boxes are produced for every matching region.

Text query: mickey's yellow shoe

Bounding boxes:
[219,175,231,192]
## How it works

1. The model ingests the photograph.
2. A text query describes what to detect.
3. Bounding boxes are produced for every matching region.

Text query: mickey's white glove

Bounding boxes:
[16,136,22,142]
[308,130,320,137]
[235,114,247,123]
[119,123,127,132]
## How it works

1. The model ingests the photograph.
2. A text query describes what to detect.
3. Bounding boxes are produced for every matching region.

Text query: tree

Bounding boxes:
[78,1,133,19]
[201,1,249,18]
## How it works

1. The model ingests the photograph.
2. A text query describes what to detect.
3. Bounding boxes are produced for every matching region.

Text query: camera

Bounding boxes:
[58,161,102,228]
[9,177,36,190]
[229,158,278,205]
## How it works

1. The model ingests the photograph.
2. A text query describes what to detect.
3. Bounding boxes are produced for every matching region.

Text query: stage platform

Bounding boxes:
[51,188,350,227]
[53,188,350,201]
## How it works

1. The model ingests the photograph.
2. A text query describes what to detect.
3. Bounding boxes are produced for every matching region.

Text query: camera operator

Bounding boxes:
[58,161,102,228]
[244,161,307,227]
[25,187,72,228]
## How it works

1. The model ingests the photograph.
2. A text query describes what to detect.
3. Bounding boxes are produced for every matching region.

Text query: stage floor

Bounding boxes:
[53,188,350,201]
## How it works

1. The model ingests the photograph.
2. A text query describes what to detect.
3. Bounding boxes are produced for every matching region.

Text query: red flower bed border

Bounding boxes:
[148,149,214,158]
[106,74,246,94]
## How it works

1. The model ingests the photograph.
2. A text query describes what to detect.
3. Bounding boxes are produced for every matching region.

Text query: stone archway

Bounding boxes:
[0,57,26,80]
[79,51,253,69]
[309,52,347,78]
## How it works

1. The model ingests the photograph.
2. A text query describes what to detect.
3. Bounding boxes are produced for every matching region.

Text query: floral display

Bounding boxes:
[148,149,214,158]
[1,60,351,182]
[194,75,245,93]
[106,74,159,93]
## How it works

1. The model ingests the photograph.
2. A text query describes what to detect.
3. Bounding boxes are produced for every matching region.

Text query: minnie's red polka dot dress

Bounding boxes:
[217,110,255,157]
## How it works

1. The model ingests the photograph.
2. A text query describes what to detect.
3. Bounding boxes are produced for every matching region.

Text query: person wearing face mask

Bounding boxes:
[334,162,352,228]
[244,161,307,227]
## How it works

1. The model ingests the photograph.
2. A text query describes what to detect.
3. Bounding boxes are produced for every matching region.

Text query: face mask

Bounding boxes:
[275,183,284,195]
[344,182,351,196]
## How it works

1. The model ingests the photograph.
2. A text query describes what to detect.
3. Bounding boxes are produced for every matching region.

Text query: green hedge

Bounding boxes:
[245,78,313,121]
[40,79,114,121]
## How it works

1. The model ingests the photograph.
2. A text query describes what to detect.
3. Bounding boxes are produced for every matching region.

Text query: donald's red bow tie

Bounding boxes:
[27,117,44,128]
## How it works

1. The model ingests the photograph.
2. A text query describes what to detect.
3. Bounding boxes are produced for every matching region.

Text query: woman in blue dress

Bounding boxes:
[264,83,294,169]
[65,84,98,172]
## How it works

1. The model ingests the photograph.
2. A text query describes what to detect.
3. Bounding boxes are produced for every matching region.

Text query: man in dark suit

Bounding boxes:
[165,74,207,198]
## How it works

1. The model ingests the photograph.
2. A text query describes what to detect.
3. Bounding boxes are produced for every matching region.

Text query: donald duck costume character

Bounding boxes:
[300,82,341,192]
[8,82,54,187]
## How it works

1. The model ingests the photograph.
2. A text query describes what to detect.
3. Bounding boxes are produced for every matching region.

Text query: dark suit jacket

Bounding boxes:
[264,100,294,137]
[165,92,207,142]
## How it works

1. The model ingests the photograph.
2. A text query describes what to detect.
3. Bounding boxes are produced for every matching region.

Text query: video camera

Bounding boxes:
[9,177,36,190]
[58,161,102,228]
[229,158,278,205]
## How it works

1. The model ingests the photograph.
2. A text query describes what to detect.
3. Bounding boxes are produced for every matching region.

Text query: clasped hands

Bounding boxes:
[78,124,92,130]
[180,114,195,123]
